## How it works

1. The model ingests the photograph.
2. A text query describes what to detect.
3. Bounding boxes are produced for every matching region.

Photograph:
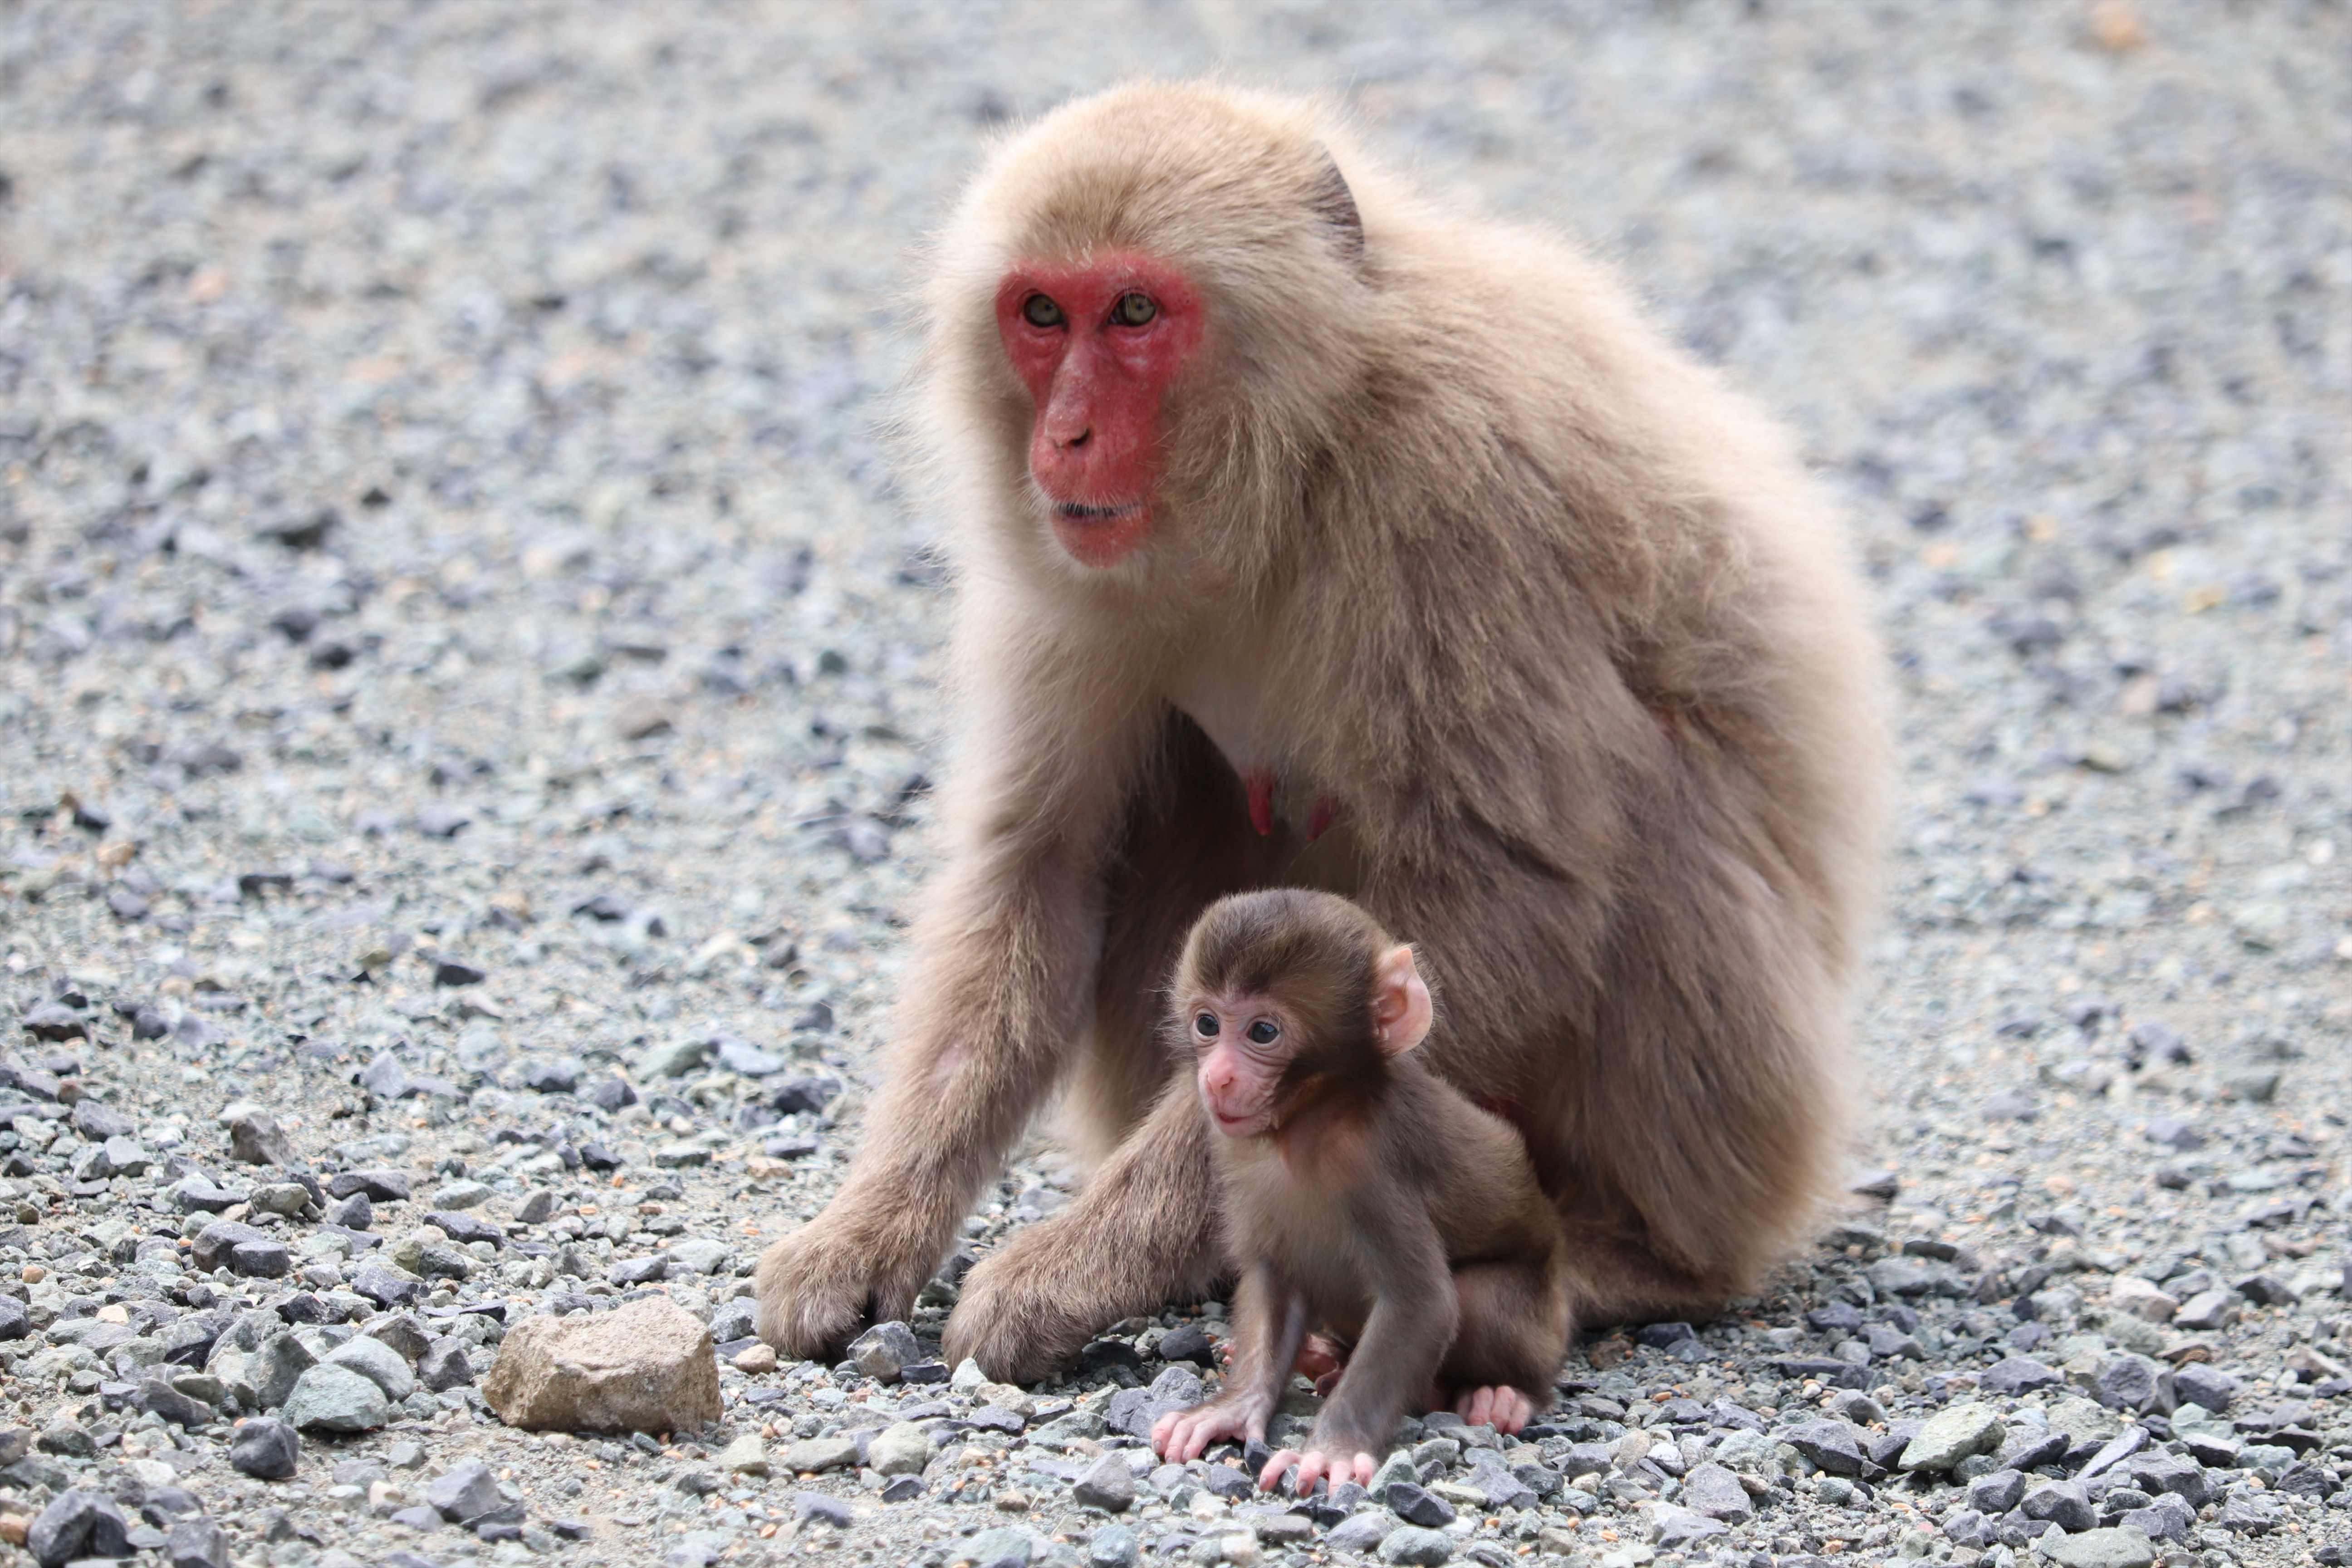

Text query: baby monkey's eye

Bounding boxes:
[1194,1012,1218,1038]
[1246,1019,1280,1045]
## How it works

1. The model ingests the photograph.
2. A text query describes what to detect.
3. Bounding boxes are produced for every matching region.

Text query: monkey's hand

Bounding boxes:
[1153,1398,1266,1465]
[1259,1441,1378,1495]
[753,1195,938,1362]
[1455,1384,1539,1435]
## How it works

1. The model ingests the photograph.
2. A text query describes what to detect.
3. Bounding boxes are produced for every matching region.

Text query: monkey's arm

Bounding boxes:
[756,620,1159,1359]
[1153,1259,1307,1463]
[1265,1180,1456,1491]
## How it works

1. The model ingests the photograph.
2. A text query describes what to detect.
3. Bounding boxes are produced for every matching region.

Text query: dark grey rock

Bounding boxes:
[27,1489,131,1568]
[328,1168,412,1202]
[1786,1419,1871,1476]
[165,1516,230,1568]
[2023,1478,2097,1533]
[1980,1356,2063,1396]
[427,1459,504,1522]
[1387,1480,1455,1527]
[229,1417,300,1479]
[1073,1450,1135,1512]
[2171,1363,2236,1412]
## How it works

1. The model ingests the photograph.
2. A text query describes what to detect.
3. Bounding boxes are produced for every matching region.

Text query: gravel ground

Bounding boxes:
[3,4,2350,1568]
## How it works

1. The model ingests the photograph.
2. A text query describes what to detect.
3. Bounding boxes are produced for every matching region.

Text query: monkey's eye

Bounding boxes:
[1194,1012,1218,1038]
[1246,1019,1280,1045]
[1022,294,1065,328]
[1110,291,1157,327]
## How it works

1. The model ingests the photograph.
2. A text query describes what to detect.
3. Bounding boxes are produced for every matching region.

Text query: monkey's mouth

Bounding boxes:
[1054,501,1143,523]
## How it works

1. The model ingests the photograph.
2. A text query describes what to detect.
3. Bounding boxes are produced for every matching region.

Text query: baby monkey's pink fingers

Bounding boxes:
[1259,1448,1305,1493]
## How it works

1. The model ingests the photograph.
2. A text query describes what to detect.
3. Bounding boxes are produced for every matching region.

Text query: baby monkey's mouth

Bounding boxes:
[1054,501,1142,522]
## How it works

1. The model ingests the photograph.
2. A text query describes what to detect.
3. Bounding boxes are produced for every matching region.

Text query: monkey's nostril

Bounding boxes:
[1066,429,1090,449]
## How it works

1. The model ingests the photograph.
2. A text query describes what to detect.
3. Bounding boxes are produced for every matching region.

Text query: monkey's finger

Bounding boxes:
[1258,1448,1303,1492]
[1351,1452,1377,1487]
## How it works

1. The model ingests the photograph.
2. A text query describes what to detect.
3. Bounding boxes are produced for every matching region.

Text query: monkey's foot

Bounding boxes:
[753,1200,935,1362]
[1154,1400,1264,1465]
[1452,1383,1538,1435]
[941,1222,1111,1383]
[1260,1445,1377,1494]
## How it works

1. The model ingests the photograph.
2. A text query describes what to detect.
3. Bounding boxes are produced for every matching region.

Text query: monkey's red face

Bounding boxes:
[1186,998,1291,1137]
[995,254,1203,570]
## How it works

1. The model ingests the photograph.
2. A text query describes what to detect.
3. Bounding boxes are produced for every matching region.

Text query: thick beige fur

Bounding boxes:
[757,80,1891,1382]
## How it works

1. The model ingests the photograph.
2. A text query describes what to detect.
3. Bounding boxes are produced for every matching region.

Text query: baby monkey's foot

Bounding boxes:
[1293,1332,1348,1397]
[1152,1401,1262,1465]
[1453,1384,1538,1435]
[1259,1445,1377,1494]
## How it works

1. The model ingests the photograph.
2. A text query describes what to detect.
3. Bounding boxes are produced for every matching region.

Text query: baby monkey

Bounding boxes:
[1152,890,1571,1494]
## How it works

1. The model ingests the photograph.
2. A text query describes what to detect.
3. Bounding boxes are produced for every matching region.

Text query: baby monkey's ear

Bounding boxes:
[1371,945,1433,1057]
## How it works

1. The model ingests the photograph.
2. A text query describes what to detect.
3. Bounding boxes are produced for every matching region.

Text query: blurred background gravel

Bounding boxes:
[2,3,2349,1568]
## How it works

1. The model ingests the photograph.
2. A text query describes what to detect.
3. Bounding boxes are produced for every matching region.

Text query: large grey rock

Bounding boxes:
[867,1421,931,1477]
[251,1331,317,1409]
[228,1416,299,1479]
[166,1515,230,1568]
[1980,1357,2063,1396]
[481,1297,721,1433]
[1378,1525,1456,1564]
[1104,1363,1204,1438]
[779,1435,859,1473]
[1648,1503,1728,1549]
[1072,1450,1135,1511]
[1786,1419,1871,1476]
[426,1459,504,1522]
[1901,1402,2006,1472]
[2033,1526,2155,1568]
[2023,1479,2097,1534]
[847,1318,920,1381]
[27,1489,131,1567]
[227,1112,293,1166]
[325,1333,416,1402]
[1680,1461,1753,1522]
[281,1363,392,1433]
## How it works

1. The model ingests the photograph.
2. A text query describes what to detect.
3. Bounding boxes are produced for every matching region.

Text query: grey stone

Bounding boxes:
[2033,1526,2155,1568]
[1327,1513,1392,1552]
[2171,1363,2236,1411]
[228,1416,300,1479]
[480,1297,721,1433]
[1377,1525,1456,1564]
[965,1525,1034,1568]
[1786,1418,1871,1476]
[868,1421,931,1477]
[419,1339,475,1392]
[1901,1402,2005,1472]
[1073,1450,1136,1511]
[1088,1522,1141,1568]
[1970,1468,2028,1514]
[1980,1357,2063,1396]
[326,1332,417,1401]
[1649,1502,1728,1549]
[2091,1354,2164,1413]
[848,1318,921,1381]
[27,1489,131,1568]
[427,1459,504,1522]
[2023,1479,2097,1534]
[1387,1480,1454,1527]
[165,1516,230,1568]
[281,1363,392,1432]
[780,1436,859,1473]
[1680,1461,1752,1522]
[1104,1363,1204,1438]
[228,1112,294,1166]
[252,1331,318,1409]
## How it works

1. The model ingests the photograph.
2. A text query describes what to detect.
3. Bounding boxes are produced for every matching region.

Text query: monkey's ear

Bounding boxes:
[1372,944,1432,1056]
[1309,147,1365,262]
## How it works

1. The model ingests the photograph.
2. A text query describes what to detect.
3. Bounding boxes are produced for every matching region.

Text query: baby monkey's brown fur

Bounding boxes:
[1153,890,1569,1493]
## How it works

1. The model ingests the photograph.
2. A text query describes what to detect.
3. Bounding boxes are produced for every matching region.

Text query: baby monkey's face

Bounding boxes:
[1183,992,1297,1138]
